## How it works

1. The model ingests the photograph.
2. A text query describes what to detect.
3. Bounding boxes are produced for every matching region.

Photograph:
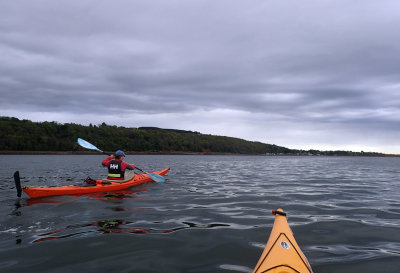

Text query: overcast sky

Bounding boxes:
[1,0,400,153]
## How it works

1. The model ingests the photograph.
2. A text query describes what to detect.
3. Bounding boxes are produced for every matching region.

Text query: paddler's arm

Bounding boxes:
[101,154,115,167]
[122,162,135,171]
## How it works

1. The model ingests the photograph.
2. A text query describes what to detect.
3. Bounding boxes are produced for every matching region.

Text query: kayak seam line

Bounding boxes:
[280,233,313,273]
[253,233,312,273]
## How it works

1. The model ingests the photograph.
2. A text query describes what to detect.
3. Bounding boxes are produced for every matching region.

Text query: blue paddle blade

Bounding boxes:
[147,172,166,183]
[77,138,103,152]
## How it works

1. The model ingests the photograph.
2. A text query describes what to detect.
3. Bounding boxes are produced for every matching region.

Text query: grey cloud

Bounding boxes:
[1,0,400,152]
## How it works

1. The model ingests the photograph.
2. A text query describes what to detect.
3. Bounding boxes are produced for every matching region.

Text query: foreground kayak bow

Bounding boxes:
[252,209,313,273]
[14,168,170,199]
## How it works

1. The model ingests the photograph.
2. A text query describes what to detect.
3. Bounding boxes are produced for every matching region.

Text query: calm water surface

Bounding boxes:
[0,155,399,272]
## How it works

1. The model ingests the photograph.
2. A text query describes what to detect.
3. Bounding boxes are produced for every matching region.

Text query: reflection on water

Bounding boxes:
[0,155,400,273]
[31,219,232,243]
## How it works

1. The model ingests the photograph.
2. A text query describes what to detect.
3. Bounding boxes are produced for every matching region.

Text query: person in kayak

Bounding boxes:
[102,150,135,180]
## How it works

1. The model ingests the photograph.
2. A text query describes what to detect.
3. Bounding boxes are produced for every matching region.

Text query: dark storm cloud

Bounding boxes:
[1,0,400,152]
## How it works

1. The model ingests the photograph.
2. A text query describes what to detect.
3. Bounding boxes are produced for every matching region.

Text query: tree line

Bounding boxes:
[0,117,292,154]
[0,117,387,156]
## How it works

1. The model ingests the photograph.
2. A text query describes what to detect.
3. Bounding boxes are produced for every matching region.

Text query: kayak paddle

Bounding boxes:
[77,138,166,183]
[133,167,166,183]
[77,138,106,154]
[14,171,22,197]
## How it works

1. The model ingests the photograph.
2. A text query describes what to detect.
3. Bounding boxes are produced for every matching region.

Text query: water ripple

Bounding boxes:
[1,155,400,272]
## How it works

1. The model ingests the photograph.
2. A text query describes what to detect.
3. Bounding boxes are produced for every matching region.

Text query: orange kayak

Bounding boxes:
[18,168,170,199]
[252,209,313,273]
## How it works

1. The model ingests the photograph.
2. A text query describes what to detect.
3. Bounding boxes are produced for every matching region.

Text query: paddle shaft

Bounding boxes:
[77,138,165,182]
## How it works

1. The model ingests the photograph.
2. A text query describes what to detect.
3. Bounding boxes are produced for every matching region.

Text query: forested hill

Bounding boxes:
[0,117,292,154]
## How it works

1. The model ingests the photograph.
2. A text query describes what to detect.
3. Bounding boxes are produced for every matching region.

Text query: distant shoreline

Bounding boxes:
[2,117,396,156]
[0,151,398,157]
[0,150,223,155]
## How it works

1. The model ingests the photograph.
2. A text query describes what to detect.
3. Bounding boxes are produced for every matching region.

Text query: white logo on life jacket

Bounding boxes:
[110,164,119,169]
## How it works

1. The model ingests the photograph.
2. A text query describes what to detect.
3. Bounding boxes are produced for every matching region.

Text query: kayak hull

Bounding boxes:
[252,209,313,273]
[22,168,170,199]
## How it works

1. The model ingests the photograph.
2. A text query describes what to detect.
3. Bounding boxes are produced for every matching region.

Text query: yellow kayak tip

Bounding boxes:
[252,209,313,273]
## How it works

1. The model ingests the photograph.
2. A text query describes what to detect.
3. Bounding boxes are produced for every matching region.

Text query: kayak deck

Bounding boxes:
[252,209,313,273]
[22,168,170,199]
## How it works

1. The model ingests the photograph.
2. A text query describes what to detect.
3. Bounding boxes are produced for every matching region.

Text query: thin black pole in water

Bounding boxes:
[14,171,22,197]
